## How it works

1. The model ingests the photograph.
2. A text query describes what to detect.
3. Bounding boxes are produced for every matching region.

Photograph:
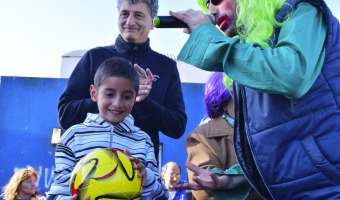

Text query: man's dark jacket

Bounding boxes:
[58,35,187,160]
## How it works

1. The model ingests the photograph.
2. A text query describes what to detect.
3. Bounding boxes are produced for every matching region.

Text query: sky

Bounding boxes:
[0,0,339,78]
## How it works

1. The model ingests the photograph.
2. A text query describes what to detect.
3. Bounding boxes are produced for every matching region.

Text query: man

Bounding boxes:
[198,0,237,37]
[161,162,186,200]
[185,2,260,200]
[58,0,187,160]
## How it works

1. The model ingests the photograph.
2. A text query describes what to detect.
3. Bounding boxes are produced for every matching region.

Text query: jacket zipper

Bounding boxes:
[110,126,114,149]
[131,45,138,64]
[237,86,275,200]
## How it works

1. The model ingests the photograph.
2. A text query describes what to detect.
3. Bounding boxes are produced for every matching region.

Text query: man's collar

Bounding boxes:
[114,34,151,55]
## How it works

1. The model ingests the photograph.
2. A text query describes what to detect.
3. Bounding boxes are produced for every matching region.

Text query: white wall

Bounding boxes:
[60,57,82,78]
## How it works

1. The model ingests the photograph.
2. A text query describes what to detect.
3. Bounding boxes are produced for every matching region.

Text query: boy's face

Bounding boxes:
[90,77,136,125]
[118,1,154,44]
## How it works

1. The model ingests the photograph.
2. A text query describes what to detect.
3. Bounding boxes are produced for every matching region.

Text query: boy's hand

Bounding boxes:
[124,149,147,185]
[70,194,90,200]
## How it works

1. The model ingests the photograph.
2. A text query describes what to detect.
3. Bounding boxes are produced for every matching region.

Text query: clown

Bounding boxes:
[172,0,340,199]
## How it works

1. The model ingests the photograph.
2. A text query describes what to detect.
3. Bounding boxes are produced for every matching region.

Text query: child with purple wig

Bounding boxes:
[185,72,257,199]
[203,72,233,121]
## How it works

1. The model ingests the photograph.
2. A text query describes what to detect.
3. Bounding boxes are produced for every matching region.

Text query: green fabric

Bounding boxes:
[178,3,326,99]
[208,164,251,200]
[209,163,243,175]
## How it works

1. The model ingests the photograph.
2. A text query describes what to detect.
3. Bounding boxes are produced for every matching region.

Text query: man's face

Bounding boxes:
[207,0,237,36]
[162,164,181,192]
[118,1,154,43]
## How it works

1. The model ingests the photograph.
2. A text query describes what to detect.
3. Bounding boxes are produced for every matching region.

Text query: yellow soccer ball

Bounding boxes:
[70,148,142,200]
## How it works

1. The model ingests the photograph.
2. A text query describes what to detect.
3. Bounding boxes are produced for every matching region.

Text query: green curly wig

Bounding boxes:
[198,0,286,48]
[236,0,286,48]
[198,0,209,14]
[197,0,286,87]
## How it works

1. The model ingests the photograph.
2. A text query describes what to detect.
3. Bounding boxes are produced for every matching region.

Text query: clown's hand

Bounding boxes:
[169,9,211,34]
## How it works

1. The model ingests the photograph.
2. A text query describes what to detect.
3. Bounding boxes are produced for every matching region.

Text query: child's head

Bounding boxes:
[90,57,139,125]
[204,72,232,119]
[1,167,40,200]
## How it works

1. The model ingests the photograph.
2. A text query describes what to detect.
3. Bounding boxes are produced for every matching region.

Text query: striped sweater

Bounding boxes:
[47,113,168,200]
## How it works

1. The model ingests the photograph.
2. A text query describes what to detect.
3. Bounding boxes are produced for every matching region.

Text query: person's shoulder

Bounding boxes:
[60,119,106,144]
[134,127,152,140]
[62,122,88,137]
[63,114,103,135]
[65,122,85,131]
[119,115,151,139]
[130,126,153,143]
[192,119,211,133]
[150,50,177,65]
[85,45,116,56]
[190,117,228,138]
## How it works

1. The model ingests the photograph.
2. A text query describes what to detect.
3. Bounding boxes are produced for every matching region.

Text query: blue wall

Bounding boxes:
[0,76,205,195]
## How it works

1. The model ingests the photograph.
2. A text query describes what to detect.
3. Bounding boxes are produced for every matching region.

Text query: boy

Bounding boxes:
[47,57,168,200]
[58,0,187,163]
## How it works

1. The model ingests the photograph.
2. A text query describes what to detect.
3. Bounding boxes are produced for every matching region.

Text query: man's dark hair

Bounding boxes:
[117,0,159,18]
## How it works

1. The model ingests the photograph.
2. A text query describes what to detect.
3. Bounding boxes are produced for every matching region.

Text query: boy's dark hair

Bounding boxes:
[94,57,139,94]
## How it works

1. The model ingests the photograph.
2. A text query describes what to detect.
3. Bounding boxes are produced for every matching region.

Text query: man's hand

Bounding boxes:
[133,64,153,102]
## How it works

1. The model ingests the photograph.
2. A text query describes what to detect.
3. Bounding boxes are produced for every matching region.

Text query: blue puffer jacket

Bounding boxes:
[233,0,340,199]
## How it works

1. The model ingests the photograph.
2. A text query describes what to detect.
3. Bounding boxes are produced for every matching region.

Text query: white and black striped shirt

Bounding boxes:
[47,113,168,200]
